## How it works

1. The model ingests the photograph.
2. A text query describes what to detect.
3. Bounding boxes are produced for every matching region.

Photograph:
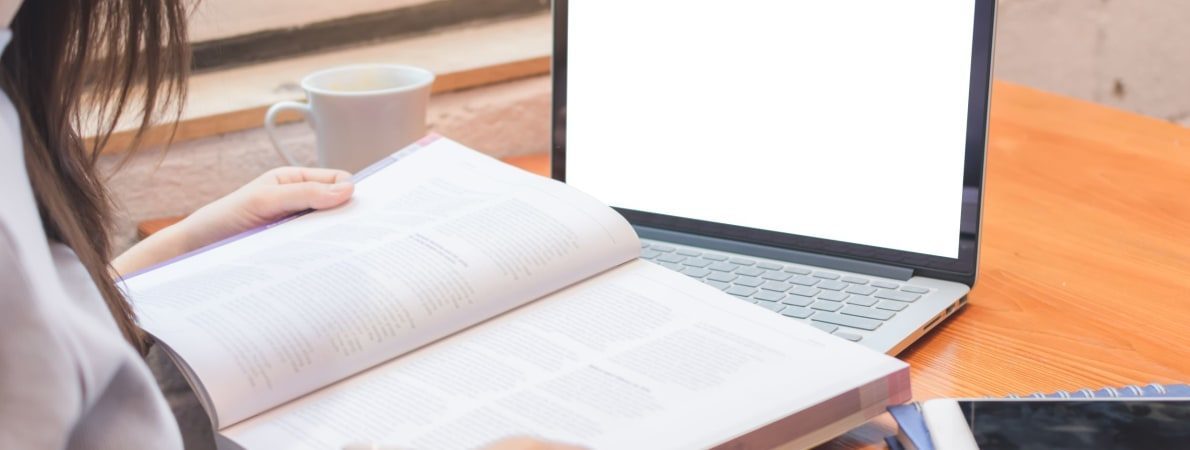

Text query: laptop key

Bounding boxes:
[812,271,841,280]
[833,331,863,342]
[755,290,786,302]
[760,270,793,281]
[875,290,921,302]
[812,312,882,331]
[781,295,815,307]
[871,281,899,289]
[810,301,843,312]
[682,258,712,268]
[875,300,908,311]
[784,267,812,275]
[818,280,848,291]
[902,285,930,294]
[789,275,820,286]
[841,276,869,285]
[657,262,684,272]
[789,285,820,297]
[736,266,765,277]
[703,280,731,290]
[683,268,711,278]
[708,261,739,272]
[734,276,764,288]
[810,322,838,333]
[846,295,879,307]
[702,253,728,261]
[817,291,849,302]
[650,244,676,252]
[761,281,793,292]
[726,286,757,297]
[641,249,662,259]
[840,305,895,321]
[656,254,685,264]
[757,302,785,313]
[706,272,737,283]
[640,242,650,248]
[676,248,701,257]
[845,285,877,296]
[756,262,782,270]
[730,257,756,266]
[780,306,814,319]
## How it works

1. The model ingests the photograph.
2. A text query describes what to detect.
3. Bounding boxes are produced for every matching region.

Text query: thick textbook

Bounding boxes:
[124,136,911,450]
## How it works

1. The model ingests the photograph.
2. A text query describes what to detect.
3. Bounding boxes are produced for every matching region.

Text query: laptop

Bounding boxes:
[550,0,997,355]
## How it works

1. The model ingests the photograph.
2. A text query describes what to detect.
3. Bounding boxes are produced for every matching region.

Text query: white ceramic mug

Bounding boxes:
[265,64,435,172]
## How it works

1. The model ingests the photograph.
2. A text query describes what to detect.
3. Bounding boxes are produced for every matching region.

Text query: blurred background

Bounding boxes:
[103,0,1189,251]
[186,0,1190,125]
[995,0,1189,127]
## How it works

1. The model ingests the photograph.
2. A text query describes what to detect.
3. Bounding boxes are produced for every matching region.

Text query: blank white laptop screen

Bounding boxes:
[565,0,977,258]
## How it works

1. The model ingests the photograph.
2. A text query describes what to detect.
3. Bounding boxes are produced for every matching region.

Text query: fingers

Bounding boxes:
[343,440,585,450]
[263,166,353,185]
[252,181,355,218]
[481,437,587,450]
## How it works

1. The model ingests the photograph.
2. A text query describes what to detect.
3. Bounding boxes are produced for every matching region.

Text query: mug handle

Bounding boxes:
[265,101,312,166]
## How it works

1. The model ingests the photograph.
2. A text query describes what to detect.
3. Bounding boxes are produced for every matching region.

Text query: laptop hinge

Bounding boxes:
[635,226,915,281]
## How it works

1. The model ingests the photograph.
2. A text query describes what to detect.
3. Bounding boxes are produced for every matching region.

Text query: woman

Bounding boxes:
[0,1,575,448]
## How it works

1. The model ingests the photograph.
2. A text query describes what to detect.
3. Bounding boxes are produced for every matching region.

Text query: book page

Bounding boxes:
[222,260,910,449]
[122,137,640,427]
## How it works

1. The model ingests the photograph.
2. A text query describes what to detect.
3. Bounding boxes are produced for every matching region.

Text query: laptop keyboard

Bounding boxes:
[640,240,933,343]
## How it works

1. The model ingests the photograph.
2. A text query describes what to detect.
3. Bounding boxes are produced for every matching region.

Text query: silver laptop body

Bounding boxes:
[551,0,998,354]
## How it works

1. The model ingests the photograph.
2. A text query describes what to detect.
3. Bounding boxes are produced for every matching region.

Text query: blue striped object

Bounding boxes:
[887,384,1190,450]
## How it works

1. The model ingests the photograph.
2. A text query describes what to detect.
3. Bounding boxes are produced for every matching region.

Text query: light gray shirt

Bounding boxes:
[0,29,183,449]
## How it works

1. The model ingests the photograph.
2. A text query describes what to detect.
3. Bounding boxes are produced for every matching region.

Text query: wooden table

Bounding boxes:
[824,81,1190,448]
[138,80,1190,447]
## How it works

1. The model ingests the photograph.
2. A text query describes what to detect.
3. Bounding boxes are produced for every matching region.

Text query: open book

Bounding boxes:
[123,136,911,450]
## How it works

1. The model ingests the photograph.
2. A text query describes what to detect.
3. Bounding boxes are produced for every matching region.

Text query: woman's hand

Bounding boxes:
[343,437,584,450]
[482,437,585,450]
[112,167,354,276]
[171,166,355,250]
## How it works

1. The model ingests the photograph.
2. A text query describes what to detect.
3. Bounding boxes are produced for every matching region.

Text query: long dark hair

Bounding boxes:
[1,0,191,352]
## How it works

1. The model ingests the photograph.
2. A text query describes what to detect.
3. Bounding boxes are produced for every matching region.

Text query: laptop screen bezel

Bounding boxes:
[550,0,996,285]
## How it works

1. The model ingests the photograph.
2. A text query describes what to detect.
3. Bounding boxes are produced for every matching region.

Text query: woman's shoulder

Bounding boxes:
[0,217,182,449]
[0,100,182,449]
[0,222,89,448]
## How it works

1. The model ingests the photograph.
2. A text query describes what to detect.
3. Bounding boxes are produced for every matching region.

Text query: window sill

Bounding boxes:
[90,13,550,154]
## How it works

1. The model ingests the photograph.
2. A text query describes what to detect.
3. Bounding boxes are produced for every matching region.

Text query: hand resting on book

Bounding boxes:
[344,436,585,450]
[482,436,586,450]
[113,166,356,276]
